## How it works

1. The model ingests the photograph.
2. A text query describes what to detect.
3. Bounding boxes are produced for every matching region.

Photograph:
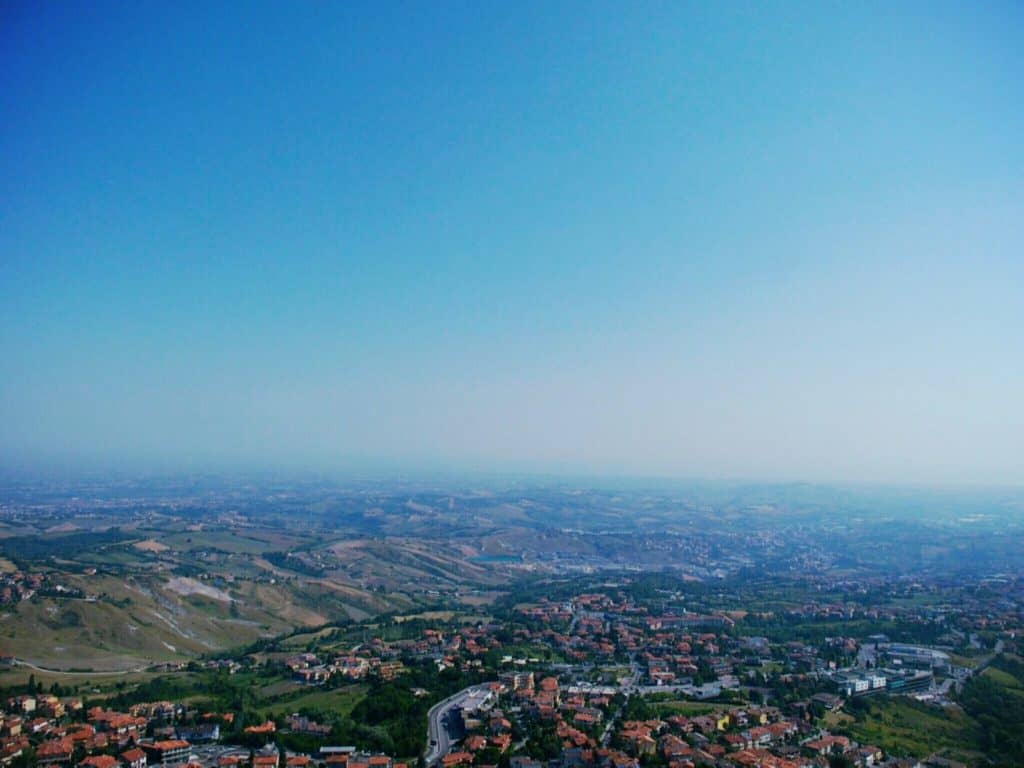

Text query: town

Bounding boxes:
[3,569,1021,768]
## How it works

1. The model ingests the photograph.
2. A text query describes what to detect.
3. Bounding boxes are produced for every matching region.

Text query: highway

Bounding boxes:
[424,684,494,767]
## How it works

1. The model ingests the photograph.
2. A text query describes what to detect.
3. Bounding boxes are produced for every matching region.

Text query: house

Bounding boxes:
[36,739,74,766]
[6,698,35,714]
[658,734,691,760]
[121,747,147,768]
[37,696,65,719]
[104,714,147,745]
[245,721,277,737]
[722,734,748,751]
[285,716,331,737]
[26,718,50,735]
[141,740,191,765]
[853,745,883,766]
[80,756,120,768]
[318,747,356,765]
[295,666,332,684]
[0,736,28,765]
[689,716,717,735]
[803,734,850,756]
[69,725,97,747]
[767,721,797,741]
[0,719,21,738]
[746,726,772,747]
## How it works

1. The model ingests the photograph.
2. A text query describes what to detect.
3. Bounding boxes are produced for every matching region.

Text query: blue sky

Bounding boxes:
[2,1,1022,483]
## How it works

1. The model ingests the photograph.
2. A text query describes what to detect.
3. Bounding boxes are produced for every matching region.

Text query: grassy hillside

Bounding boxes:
[0,570,405,670]
[0,519,506,671]
[842,696,982,763]
[960,655,1024,766]
[840,656,1024,767]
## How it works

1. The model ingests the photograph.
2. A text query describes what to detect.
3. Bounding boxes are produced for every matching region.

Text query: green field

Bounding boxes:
[255,684,367,720]
[255,679,306,699]
[162,530,297,555]
[651,700,724,716]
[277,626,343,651]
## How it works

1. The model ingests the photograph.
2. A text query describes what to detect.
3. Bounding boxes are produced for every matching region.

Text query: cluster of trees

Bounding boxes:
[9,675,73,698]
[93,658,482,758]
[264,551,325,577]
[960,656,1024,767]
[268,661,483,758]
[738,614,947,647]
[0,528,132,567]
[521,721,563,761]
[105,667,270,717]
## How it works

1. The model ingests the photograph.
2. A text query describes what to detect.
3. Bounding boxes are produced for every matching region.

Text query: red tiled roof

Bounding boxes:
[149,740,190,751]
[81,755,120,768]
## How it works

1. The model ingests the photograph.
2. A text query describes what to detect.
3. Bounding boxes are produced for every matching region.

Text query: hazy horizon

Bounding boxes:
[3,3,1023,485]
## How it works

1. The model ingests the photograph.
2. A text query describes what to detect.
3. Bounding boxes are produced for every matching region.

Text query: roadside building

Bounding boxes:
[142,740,191,765]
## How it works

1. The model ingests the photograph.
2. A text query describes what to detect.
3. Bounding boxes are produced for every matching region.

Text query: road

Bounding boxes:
[600,704,620,747]
[975,639,1006,672]
[11,658,152,676]
[424,684,495,767]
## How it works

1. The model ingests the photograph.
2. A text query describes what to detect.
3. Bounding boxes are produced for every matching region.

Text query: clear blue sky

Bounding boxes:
[2,1,1022,483]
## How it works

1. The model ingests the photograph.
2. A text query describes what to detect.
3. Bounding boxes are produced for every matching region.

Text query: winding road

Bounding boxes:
[10,657,152,676]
